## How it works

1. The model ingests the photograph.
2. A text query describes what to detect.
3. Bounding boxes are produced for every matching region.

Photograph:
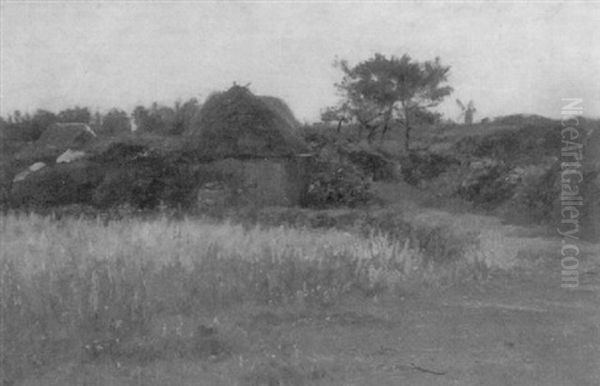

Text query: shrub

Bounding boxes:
[302,161,371,208]
[401,150,459,185]
[501,162,560,225]
[91,142,198,210]
[452,123,561,166]
[299,122,359,149]
[456,160,514,208]
[10,161,104,209]
[346,149,396,181]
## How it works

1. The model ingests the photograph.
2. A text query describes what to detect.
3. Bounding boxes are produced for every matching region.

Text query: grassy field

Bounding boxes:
[0,211,498,384]
[2,202,599,385]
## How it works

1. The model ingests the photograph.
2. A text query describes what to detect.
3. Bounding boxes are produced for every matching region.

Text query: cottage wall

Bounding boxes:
[198,156,310,207]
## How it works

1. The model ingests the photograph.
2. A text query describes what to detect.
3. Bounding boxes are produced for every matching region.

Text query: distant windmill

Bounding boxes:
[456,99,476,125]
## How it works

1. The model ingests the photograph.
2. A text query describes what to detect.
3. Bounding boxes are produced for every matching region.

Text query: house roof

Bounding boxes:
[37,123,97,150]
[186,85,308,159]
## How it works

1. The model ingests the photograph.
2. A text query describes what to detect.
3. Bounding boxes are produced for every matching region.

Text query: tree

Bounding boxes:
[152,104,176,134]
[413,109,442,125]
[100,108,131,137]
[132,106,150,132]
[172,98,200,135]
[320,105,349,133]
[1,109,56,142]
[132,104,167,134]
[12,110,23,124]
[330,53,453,150]
[0,116,8,145]
[30,109,58,139]
[320,106,343,128]
[57,106,91,123]
[133,101,196,135]
[91,111,102,133]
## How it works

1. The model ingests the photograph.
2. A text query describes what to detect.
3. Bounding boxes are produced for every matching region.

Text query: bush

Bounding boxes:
[93,167,165,209]
[91,142,198,210]
[452,124,561,166]
[346,149,396,181]
[299,124,397,181]
[501,162,560,225]
[302,161,371,208]
[10,161,104,209]
[456,160,514,208]
[401,150,459,185]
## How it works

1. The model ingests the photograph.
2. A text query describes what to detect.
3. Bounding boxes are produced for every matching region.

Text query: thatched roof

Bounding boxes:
[186,86,307,159]
[37,123,96,150]
[258,95,300,129]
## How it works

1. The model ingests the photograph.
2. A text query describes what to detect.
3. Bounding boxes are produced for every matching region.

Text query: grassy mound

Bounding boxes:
[452,125,560,166]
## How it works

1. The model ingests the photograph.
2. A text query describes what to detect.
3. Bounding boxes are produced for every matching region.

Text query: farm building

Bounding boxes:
[187,85,311,207]
[37,122,97,151]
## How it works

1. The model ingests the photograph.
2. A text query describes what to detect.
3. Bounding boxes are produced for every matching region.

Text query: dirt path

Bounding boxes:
[252,270,600,386]
[319,271,600,386]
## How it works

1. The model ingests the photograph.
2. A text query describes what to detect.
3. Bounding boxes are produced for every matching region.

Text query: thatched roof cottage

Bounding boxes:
[186,85,311,207]
[37,123,96,151]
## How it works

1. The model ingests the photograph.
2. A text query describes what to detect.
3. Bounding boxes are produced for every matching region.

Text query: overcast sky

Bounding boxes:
[1,1,598,122]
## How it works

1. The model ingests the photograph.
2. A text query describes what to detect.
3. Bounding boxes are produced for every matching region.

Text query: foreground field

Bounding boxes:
[1,212,599,385]
[19,273,600,386]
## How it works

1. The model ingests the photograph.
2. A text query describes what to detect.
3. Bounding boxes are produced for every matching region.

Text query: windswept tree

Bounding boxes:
[329,53,453,150]
[320,104,350,133]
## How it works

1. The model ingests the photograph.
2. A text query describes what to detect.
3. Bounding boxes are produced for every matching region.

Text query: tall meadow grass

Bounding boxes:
[0,212,484,383]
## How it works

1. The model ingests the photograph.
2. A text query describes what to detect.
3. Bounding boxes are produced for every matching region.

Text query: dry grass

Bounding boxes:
[0,212,490,384]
